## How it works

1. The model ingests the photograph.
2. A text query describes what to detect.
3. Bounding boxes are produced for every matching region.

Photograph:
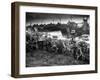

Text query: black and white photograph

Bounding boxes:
[11,2,97,77]
[26,12,90,67]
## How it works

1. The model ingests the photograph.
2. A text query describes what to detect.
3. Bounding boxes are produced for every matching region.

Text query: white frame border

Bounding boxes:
[19,5,96,75]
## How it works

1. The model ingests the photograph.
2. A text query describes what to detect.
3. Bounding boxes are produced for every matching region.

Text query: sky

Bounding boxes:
[26,12,90,26]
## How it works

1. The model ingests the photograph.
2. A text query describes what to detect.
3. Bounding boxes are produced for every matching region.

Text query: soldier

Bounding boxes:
[76,42,85,60]
[71,40,77,58]
[45,38,52,52]
[56,40,64,54]
[51,40,58,53]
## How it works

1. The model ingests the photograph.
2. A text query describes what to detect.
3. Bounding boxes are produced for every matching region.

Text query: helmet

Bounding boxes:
[83,17,88,21]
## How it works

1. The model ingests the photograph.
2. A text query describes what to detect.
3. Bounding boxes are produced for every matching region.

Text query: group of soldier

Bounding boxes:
[26,31,89,62]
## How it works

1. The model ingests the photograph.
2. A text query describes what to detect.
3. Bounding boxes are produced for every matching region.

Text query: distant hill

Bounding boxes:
[26,21,89,37]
